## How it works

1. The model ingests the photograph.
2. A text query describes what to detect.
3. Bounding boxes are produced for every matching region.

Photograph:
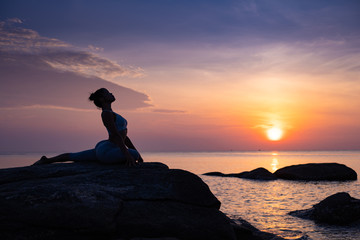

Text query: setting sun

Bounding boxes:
[266,127,283,141]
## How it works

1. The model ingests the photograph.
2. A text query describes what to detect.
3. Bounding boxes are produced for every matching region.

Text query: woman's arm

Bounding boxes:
[125,136,144,163]
[101,111,136,166]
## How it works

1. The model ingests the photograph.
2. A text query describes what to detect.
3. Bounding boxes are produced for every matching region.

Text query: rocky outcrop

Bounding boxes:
[289,192,360,225]
[0,162,235,240]
[204,168,276,180]
[274,163,357,181]
[0,162,288,240]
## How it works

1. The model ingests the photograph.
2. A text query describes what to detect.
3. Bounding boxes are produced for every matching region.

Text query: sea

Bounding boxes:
[1,150,359,240]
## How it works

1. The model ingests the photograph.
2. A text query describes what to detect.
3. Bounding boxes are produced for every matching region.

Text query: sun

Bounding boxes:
[266,127,283,141]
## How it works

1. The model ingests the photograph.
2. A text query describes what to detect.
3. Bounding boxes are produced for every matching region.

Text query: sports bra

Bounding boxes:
[103,110,128,134]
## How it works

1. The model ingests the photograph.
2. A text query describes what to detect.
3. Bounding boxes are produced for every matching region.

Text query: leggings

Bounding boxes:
[69,140,140,164]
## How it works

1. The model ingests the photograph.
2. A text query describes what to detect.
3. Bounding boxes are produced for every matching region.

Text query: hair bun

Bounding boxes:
[89,88,107,108]
[89,93,95,101]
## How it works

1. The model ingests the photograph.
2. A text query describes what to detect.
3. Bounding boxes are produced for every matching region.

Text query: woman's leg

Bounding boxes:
[96,140,140,164]
[69,149,97,162]
[32,149,97,165]
[96,141,125,164]
[32,153,71,165]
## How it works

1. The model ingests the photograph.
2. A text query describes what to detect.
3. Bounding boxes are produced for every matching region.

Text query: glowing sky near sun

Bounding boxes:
[1,0,360,153]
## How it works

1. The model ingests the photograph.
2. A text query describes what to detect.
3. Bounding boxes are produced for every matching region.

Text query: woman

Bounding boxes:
[33,88,143,166]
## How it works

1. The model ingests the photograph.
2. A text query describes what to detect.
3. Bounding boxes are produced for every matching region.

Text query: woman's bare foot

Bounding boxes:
[32,156,49,166]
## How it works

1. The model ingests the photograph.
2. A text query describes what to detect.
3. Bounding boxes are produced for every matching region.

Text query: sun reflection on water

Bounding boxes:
[271,152,279,172]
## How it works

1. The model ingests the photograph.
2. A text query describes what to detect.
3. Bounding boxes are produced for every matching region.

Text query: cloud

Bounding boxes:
[88,44,104,52]
[6,18,23,24]
[237,0,259,15]
[0,19,144,81]
[151,108,186,114]
[0,19,70,52]
[253,41,360,75]
[42,50,144,79]
[0,105,95,112]
[0,52,151,110]
[0,19,150,110]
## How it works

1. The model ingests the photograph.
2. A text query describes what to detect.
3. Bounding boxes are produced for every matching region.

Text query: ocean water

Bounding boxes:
[1,151,360,240]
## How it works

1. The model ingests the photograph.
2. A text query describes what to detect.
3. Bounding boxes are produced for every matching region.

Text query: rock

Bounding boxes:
[204,168,276,180]
[231,218,289,240]
[0,162,236,240]
[204,163,357,181]
[274,163,357,181]
[203,171,227,177]
[230,168,276,180]
[289,192,360,225]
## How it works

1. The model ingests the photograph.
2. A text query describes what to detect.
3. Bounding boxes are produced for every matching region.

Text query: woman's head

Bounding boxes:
[89,88,115,108]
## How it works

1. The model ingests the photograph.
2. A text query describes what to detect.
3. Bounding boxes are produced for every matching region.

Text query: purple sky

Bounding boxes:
[1,0,360,153]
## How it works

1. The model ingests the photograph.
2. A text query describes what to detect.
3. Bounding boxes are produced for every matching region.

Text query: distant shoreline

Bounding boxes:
[1,149,360,155]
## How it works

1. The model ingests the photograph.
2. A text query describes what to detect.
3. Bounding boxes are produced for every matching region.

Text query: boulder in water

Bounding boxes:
[204,168,276,181]
[289,192,360,225]
[274,163,357,181]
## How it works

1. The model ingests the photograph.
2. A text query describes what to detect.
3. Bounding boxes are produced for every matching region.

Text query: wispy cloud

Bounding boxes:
[88,44,104,52]
[0,18,70,52]
[0,19,151,111]
[151,108,186,114]
[0,19,144,81]
[43,50,144,79]
[5,18,23,24]
[0,104,96,112]
[238,0,259,15]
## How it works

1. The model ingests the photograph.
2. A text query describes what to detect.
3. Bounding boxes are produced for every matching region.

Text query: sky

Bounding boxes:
[1,0,360,153]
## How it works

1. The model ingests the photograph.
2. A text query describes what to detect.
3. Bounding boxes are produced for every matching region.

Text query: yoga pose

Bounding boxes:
[33,88,143,166]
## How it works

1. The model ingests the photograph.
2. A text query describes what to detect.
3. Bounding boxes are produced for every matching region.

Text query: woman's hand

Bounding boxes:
[125,152,136,166]
[137,155,144,163]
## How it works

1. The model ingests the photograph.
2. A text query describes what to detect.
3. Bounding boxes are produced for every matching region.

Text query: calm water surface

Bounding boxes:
[1,151,360,240]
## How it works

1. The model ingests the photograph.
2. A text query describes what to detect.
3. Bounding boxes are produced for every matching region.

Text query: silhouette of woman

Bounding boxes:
[33,88,143,166]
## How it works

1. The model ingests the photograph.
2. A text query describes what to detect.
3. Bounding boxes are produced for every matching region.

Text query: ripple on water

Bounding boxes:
[201,176,360,240]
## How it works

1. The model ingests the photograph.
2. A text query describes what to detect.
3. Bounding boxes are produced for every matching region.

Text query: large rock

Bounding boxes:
[289,192,360,225]
[204,168,276,180]
[274,163,357,181]
[0,162,236,240]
